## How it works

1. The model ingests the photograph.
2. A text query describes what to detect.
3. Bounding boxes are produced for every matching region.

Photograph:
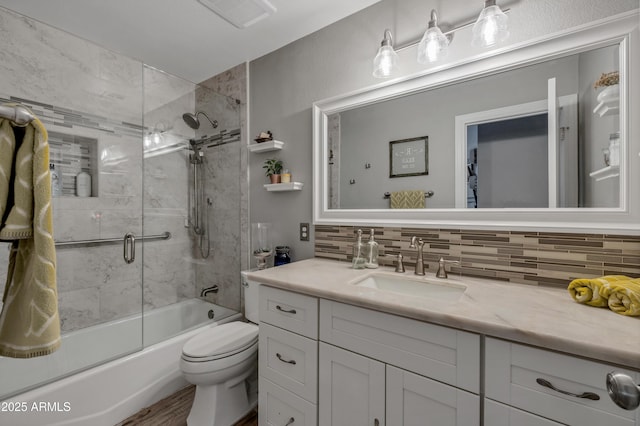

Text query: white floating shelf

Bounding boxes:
[589,165,619,181]
[593,101,619,117]
[593,85,619,117]
[248,140,284,153]
[264,182,304,192]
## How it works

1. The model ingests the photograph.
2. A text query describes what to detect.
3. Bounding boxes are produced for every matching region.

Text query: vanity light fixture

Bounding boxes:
[417,9,450,64]
[472,0,510,48]
[373,1,510,78]
[372,29,399,78]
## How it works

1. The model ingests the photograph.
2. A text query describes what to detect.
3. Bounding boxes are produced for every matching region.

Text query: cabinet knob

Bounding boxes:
[606,372,640,410]
[284,417,295,426]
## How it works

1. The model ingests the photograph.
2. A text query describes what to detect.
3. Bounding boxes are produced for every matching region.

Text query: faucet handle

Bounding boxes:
[436,257,460,279]
[383,253,406,273]
[395,253,405,273]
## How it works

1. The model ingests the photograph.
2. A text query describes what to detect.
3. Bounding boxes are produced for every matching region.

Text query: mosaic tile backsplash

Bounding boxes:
[314,225,640,288]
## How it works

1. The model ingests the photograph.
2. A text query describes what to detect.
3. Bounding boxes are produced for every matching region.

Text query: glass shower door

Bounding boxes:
[0,53,145,399]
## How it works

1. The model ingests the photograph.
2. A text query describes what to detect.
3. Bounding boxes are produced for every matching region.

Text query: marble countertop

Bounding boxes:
[246,258,640,370]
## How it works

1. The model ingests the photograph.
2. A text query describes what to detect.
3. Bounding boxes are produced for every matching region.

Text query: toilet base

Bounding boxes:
[187,367,257,426]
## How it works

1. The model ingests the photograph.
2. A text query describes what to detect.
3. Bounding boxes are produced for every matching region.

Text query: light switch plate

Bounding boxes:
[299,222,310,241]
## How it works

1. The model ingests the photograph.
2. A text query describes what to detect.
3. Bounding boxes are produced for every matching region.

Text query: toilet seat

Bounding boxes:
[181,322,258,363]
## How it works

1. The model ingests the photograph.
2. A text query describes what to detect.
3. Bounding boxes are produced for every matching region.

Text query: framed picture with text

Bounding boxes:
[389,136,428,178]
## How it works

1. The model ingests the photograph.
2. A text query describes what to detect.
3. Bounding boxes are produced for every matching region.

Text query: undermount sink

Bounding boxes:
[352,273,466,302]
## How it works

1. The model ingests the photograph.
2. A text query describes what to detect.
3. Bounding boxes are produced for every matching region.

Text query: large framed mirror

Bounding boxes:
[313,11,639,233]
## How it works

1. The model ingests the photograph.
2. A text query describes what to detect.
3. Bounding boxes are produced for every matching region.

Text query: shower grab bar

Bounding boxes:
[54,232,171,247]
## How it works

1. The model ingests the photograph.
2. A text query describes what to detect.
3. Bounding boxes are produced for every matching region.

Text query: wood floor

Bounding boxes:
[115,385,258,426]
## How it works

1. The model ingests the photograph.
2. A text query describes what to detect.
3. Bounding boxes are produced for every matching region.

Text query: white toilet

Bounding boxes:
[180,272,261,426]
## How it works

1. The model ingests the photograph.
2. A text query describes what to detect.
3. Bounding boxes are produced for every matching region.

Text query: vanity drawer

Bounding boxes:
[259,377,317,426]
[485,399,564,426]
[260,286,318,339]
[259,322,318,403]
[485,337,640,426]
[319,299,480,393]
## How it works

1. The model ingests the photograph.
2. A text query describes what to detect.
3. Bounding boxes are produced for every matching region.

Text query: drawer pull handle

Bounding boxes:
[285,416,295,426]
[276,353,297,365]
[374,419,380,426]
[276,305,297,314]
[536,378,600,400]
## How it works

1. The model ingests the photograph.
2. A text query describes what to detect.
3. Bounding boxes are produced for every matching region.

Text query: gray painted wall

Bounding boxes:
[249,0,639,261]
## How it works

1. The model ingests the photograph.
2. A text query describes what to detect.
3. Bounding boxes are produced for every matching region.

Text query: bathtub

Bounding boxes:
[0,299,241,426]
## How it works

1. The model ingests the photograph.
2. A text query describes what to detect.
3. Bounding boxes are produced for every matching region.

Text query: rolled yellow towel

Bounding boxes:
[605,279,640,316]
[567,275,631,307]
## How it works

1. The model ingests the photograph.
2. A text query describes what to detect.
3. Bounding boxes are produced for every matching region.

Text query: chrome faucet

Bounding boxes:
[409,236,425,275]
[200,285,219,297]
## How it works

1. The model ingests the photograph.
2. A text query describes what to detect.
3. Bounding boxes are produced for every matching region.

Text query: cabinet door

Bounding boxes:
[319,342,385,426]
[386,366,479,426]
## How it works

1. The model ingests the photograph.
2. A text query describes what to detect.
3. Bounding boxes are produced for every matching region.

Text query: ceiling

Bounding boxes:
[0,0,381,83]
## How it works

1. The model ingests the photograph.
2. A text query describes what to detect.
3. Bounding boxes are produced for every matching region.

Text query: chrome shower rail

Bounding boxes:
[55,232,171,247]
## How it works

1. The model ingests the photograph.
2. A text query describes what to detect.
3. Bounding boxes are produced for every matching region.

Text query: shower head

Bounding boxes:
[182,111,218,130]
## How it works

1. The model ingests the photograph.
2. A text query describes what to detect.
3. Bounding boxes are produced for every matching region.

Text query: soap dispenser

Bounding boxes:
[365,228,379,269]
[352,229,366,269]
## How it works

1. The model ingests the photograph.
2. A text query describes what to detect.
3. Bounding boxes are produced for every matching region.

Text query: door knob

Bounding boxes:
[606,372,640,410]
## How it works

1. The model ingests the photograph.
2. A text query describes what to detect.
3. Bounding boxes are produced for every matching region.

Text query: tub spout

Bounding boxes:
[200,285,219,297]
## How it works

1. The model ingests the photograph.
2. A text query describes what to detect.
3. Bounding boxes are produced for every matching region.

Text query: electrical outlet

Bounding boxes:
[299,222,310,241]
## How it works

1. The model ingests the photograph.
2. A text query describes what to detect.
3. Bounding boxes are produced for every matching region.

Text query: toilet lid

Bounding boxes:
[182,322,258,359]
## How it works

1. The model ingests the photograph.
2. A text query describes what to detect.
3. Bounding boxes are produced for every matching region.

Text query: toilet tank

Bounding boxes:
[241,270,261,324]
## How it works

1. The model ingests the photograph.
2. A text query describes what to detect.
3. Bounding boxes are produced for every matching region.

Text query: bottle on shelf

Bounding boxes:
[50,163,61,197]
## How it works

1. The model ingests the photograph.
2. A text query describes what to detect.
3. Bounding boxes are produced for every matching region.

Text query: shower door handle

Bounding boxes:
[123,232,136,264]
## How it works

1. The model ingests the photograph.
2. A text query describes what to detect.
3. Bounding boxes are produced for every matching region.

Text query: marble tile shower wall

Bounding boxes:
[314,225,640,287]
[0,6,143,332]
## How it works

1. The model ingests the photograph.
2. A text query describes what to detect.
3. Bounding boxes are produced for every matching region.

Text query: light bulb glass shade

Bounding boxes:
[472,4,509,48]
[417,26,449,64]
[152,131,163,146]
[372,44,399,78]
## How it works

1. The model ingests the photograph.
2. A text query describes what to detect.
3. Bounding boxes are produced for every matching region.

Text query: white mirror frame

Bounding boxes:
[313,11,640,234]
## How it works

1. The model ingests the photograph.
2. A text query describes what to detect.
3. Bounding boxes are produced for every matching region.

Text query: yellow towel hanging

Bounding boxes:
[0,111,60,358]
[390,190,425,209]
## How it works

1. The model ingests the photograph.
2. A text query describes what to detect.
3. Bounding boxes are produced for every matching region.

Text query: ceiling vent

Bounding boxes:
[197,0,277,29]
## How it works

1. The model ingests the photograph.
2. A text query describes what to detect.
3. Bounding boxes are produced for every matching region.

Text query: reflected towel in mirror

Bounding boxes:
[390,190,425,209]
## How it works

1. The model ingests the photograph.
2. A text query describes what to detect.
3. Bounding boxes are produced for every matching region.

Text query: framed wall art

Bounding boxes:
[389,136,428,178]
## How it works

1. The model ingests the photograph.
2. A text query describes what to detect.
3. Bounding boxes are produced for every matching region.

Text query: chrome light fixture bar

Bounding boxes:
[373,1,511,78]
